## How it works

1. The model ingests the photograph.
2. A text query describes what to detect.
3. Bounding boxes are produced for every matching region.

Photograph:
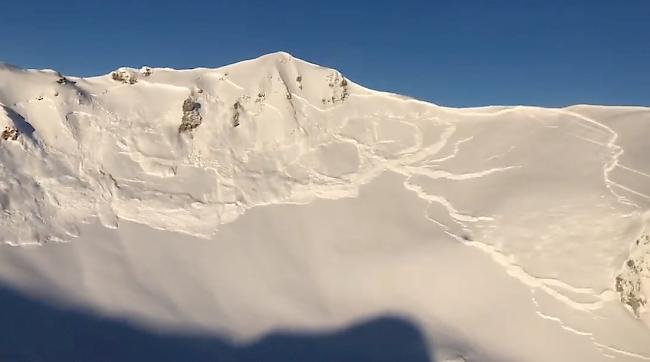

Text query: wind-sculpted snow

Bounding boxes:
[1,53,650,361]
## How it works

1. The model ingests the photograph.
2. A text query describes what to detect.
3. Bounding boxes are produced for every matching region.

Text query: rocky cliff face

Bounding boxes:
[616,229,650,318]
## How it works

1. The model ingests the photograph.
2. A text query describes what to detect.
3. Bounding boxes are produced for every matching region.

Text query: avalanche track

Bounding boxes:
[1,52,649,361]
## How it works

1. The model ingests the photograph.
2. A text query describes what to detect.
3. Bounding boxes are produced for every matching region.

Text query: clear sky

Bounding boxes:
[2,0,648,107]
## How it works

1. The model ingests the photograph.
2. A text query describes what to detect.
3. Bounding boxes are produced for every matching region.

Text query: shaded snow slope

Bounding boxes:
[1,52,649,361]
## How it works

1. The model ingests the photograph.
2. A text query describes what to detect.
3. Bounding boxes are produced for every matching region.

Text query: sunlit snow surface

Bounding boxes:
[1,52,649,361]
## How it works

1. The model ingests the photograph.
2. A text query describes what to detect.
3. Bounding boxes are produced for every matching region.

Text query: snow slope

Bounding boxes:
[1,52,649,361]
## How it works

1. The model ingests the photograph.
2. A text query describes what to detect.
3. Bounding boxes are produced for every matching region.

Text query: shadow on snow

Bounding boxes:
[0,284,433,362]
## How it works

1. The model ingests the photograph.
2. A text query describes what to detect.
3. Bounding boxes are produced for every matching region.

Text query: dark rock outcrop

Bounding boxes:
[616,232,650,318]
[1,126,19,141]
[179,98,202,132]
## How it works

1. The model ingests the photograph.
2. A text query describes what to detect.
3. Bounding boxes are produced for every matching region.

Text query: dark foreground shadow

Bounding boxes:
[0,285,433,362]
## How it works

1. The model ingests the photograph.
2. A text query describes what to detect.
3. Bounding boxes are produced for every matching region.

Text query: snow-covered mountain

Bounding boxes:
[1,52,649,361]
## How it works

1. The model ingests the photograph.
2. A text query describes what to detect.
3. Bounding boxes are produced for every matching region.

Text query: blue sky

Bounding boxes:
[2,0,648,107]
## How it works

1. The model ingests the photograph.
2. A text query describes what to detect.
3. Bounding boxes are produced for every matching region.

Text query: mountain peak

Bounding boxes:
[257,50,295,61]
[0,52,377,244]
[1,54,650,359]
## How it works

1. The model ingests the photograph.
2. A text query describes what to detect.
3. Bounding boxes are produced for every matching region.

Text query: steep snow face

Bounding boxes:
[0,52,383,243]
[1,53,650,361]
